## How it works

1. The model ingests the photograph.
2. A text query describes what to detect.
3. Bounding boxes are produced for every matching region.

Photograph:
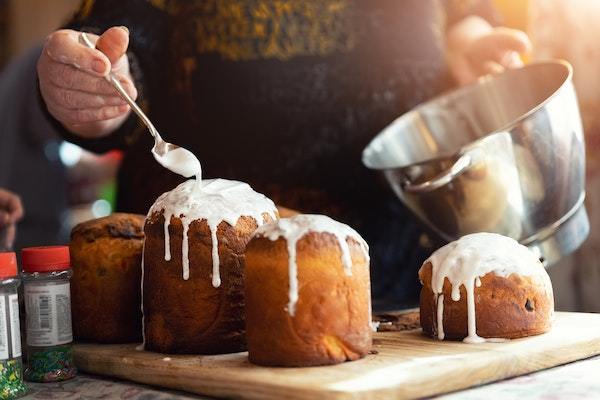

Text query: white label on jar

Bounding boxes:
[9,294,21,358]
[0,296,7,360]
[25,283,73,346]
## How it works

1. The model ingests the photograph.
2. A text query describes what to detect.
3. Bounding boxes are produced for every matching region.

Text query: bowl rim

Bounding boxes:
[362,59,574,171]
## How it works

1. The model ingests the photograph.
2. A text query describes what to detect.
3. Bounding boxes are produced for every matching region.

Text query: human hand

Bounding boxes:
[447,16,532,86]
[0,188,23,226]
[37,27,137,139]
[0,189,24,251]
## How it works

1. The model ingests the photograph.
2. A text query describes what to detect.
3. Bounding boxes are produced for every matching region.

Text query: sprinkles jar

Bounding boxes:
[21,247,76,382]
[0,252,27,399]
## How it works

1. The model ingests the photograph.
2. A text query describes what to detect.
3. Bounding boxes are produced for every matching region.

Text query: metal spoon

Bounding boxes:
[78,32,201,178]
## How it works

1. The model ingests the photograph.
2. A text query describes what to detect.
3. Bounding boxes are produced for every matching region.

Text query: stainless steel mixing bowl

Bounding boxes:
[362,60,588,266]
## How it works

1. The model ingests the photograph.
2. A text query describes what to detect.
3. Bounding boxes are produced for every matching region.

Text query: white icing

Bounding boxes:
[163,219,171,261]
[253,214,370,316]
[153,147,201,178]
[421,232,550,343]
[137,241,146,351]
[436,294,444,340]
[147,178,277,286]
[370,321,380,332]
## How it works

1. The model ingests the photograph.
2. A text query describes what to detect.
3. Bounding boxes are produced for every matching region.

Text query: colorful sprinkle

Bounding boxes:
[0,358,27,399]
[24,345,76,383]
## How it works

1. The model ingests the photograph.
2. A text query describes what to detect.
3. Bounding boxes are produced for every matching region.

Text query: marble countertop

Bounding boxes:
[20,355,600,400]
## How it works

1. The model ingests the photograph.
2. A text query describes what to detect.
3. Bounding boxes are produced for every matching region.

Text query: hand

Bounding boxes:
[37,27,138,139]
[0,189,24,251]
[0,188,23,226]
[447,16,532,86]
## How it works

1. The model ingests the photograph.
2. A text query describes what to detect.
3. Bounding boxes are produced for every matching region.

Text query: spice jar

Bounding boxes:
[21,246,76,382]
[0,252,27,399]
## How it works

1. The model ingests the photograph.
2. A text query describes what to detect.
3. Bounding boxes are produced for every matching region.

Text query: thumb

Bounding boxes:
[483,28,532,61]
[96,26,130,65]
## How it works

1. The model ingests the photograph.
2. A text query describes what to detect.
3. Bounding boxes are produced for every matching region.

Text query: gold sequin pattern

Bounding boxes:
[170,0,356,61]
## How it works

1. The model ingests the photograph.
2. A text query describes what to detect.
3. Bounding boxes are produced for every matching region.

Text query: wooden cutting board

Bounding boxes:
[73,312,600,399]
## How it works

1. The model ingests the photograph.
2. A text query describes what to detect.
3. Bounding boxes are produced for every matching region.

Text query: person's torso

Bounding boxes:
[123,0,452,216]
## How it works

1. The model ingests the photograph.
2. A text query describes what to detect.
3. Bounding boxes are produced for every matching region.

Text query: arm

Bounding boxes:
[444,1,532,86]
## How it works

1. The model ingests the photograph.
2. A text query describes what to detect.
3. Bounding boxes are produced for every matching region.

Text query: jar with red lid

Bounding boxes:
[21,246,76,382]
[0,252,27,399]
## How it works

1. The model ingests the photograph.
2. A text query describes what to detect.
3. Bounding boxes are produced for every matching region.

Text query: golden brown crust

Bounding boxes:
[71,213,145,242]
[143,211,275,354]
[70,213,145,343]
[419,262,554,340]
[245,231,372,367]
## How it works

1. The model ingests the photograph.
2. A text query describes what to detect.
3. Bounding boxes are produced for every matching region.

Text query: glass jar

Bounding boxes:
[21,246,76,382]
[0,252,27,399]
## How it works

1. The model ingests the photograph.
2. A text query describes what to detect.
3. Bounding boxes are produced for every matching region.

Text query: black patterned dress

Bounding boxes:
[46,0,497,310]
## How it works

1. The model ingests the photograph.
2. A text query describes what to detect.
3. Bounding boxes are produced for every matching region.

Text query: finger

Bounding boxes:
[500,51,524,69]
[0,191,23,223]
[481,61,505,76]
[44,29,110,76]
[42,58,137,98]
[470,28,532,65]
[488,27,531,54]
[47,102,130,125]
[0,211,9,226]
[7,196,23,223]
[42,82,127,110]
[4,224,16,249]
[96,26,129,64]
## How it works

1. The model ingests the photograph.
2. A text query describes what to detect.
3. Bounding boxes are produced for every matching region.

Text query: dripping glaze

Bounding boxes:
[253,214,370,316]
[147,178,278,286]
[136,241,145,351]
[422,232,549,343]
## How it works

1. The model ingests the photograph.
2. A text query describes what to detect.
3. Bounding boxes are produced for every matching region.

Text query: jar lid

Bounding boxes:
[0,252,18,279]
[21,246,70,273]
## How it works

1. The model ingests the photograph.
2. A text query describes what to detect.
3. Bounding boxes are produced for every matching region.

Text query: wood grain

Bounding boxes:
[73,312,600,399]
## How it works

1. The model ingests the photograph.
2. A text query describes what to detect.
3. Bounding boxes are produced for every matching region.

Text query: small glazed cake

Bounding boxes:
[70,213,145,343]
[143,178,277,354]
[419,232,554,343]
[245,214,372,367]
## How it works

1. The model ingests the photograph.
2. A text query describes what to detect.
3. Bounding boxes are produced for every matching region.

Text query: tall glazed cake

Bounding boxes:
[245,214,373,366]
[143,178,277,354]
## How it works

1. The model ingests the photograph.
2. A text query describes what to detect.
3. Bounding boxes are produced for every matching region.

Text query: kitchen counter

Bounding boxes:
[21,355,600,399]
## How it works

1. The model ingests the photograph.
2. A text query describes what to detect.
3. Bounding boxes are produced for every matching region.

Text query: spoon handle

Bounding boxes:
[78,32,162,141]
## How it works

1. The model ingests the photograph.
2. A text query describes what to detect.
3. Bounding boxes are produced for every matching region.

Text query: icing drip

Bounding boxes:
[287,239,298,315]
[148,178,277,286]
[370,321,380,332]
[421,232,551,343]
[137,241,146,351]
[182,220,190,280]
[163,218,171,261]
[463,279,484,343]
[436,294,444,340]
[253,214,370,316]
[209,224,221,287]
